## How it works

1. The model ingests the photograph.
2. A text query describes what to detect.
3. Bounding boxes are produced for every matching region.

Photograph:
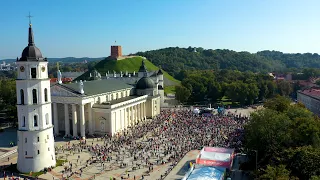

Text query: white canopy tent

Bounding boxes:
[193,108,200,114]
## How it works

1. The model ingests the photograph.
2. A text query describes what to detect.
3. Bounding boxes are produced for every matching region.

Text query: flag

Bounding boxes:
[190,162,193,168]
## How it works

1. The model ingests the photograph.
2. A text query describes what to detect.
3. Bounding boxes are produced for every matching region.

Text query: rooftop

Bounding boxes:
[299,88,320,98]
[59,78,133,96]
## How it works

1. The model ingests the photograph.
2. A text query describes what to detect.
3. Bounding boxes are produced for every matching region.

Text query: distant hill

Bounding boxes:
[257,50,320,69]
[135,47,320,80]
[0,57,104,63]
[74,56,180,86]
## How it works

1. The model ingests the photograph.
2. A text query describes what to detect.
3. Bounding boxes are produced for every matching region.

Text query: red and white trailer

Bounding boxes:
[196,147,235,169]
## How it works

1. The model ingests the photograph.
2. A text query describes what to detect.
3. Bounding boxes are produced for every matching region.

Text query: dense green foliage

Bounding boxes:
[135,48,320,80]
[257,51,320,69]
[136,47,284,79]
[175,70,291,105]
[0,79,17,121]
[244,96,320,179]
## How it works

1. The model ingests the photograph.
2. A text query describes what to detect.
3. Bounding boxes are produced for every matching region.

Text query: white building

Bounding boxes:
[51,69,161,137]
[16,23,56,173]
[82,60,165,104]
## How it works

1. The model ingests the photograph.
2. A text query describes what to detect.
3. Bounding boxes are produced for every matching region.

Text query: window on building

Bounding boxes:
[31,68,36,78]
[44,88,48,102]
[32,89,37,104]
[37,150,40,154]
[37,137,39,142]
[22,116,26,127]
[25,151,27,155]
[47,135,49,139]
[20,89,24,105]
[106,95,108,101]
[116,93,118,100]
[52,155,54,160]
[48,147,50,151]
[25,138,27,143]
[111,94,114,100]
[45,113,49,125]
[34,115,38,127]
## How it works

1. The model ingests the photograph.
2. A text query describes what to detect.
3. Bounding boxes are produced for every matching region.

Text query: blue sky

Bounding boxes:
[1,0,320,59]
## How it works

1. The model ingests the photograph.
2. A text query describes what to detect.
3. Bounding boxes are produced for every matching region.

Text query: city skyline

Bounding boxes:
[1,0,320,59]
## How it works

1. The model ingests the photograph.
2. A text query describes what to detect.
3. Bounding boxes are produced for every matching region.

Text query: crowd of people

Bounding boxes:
[1,108,249,180]
[54,108,249,180]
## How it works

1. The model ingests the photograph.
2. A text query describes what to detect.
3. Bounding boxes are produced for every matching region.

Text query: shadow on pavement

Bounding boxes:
[176,160,195,176]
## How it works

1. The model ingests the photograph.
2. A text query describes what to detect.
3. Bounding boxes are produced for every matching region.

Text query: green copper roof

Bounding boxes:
[63,79,133,96]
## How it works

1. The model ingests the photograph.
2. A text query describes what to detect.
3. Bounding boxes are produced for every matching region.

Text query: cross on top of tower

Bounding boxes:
[26,12,33,26]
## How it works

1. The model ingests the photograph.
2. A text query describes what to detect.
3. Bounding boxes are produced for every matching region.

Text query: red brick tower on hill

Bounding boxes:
[111,46,122,59]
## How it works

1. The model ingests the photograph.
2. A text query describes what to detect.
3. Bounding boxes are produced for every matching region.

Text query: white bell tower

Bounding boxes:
[16,19,56,173]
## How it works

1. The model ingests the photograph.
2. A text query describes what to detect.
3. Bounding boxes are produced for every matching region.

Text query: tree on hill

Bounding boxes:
[136,47,285,78]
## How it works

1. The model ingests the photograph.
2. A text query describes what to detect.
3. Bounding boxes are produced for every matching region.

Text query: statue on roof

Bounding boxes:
[79,80,84,94]
[57,70,62,84]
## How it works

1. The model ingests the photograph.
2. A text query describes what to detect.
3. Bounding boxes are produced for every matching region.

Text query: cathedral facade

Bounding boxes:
[50,73,161,137]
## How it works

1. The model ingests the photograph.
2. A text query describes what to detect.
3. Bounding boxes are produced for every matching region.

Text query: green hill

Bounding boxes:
[75,56,180,87]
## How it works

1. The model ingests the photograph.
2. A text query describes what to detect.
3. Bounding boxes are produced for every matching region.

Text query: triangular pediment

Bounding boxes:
[51,84,80,97]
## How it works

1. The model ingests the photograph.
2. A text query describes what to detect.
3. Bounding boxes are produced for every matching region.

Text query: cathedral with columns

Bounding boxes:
[50,71,161,137]
[50,50,162,138]
[15,20,161,172]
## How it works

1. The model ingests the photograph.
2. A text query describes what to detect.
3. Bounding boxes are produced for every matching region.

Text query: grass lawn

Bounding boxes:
[164,86,176,95]
[75,56,180,84]
[56,159,67,167]
[218,96,239,107]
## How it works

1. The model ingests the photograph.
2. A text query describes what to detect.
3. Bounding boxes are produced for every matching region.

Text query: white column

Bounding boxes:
[114,111,117,133]
[120,110,122,130]
[80,104,85,138]
[134,105,137,124]
[53,103,59,135]
[64,104,70,136]
[72,104,78,137]
[144,102,146,120]
[88,102,93,135]
[123,108,126,128]
[138,104,140,121]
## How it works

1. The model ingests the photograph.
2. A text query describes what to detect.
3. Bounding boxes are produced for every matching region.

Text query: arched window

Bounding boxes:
[20,89,24,105]
[45,113,49,125]
[22,116,26,127]
[111,94,114,100]
[44,88,48,102]
[34,115,38,127]
[32,89,37,104]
